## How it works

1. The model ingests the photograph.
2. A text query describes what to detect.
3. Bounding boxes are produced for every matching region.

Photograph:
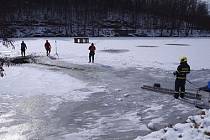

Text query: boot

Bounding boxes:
[174,92,179,99]
[180,92,185,98]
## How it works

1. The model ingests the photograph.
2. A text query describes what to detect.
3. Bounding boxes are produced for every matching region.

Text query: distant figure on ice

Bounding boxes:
[21,41,27,57]
[45,40,51,56]
[173,56,190,99]
[0,62,4,77]
[89,43,96,63]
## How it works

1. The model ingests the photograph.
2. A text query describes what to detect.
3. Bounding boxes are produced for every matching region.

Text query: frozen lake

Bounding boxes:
[0,37,210,140]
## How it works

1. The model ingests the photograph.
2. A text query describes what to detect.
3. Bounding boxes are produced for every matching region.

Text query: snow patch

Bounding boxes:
[0,65,86,98]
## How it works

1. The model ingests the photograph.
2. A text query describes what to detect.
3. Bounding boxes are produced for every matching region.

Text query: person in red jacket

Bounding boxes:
[89,43,96,63]
[45,40,51,56]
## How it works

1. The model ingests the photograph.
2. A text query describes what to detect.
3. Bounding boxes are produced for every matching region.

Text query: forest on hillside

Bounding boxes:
[0,0,209,37]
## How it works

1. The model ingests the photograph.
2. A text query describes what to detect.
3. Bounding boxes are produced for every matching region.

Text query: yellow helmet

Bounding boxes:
[180,56,187,63]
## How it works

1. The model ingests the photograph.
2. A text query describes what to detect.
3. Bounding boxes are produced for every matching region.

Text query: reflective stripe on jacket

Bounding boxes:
[176,62,190,80]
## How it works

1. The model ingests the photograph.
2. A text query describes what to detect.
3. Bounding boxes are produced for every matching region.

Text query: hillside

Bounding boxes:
[0,0,210,37]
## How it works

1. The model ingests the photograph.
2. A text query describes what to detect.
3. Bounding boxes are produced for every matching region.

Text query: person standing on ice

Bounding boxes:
[88,43,96,63]
[45,40,51,56]
[173,56,190,99]
[21,41,27,57]
[0,62,4,77]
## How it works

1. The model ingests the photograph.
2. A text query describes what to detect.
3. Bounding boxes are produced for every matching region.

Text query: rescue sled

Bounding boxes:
[141,84,201,100]
[141,83,210,109]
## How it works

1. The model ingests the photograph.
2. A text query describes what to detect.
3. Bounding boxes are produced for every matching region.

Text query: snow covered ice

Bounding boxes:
[0,37,210,139]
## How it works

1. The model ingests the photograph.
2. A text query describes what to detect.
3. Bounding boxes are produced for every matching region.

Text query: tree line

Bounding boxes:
[0,0,209,37]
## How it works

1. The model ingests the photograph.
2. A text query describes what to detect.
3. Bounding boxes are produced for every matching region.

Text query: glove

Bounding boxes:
[173,71,177,76]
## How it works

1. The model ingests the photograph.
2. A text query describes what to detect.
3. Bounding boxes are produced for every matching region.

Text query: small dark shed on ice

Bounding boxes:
[74,37,89,43]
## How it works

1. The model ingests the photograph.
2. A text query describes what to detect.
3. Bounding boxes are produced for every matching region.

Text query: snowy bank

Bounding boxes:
[135,109,210,140]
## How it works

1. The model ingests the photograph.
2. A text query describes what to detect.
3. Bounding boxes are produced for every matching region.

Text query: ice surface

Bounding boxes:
[0,37,209,140]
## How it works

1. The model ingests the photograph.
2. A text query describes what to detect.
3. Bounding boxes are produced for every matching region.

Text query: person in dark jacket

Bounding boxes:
[173,56,190,99]
[89,43,96,63]
[45,40,51,56]
[21,41,27,57]
[0,61,4,77]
